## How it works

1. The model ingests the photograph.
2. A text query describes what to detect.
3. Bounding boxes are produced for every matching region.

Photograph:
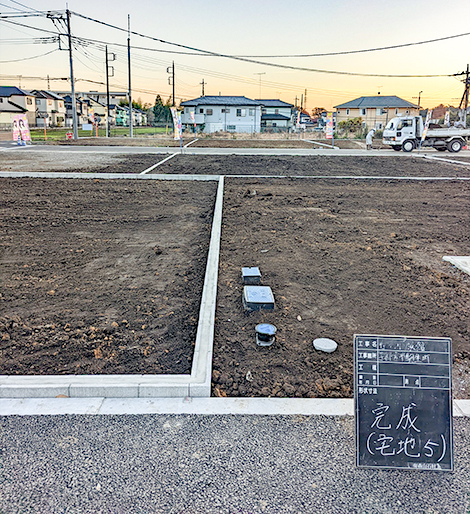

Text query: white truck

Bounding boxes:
[382,115,470,152]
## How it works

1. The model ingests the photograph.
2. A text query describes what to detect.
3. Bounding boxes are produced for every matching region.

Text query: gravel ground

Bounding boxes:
[0,414,469,514]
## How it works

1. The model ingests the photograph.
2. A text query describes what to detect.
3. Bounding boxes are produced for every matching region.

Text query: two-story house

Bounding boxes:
[181,96,262,133]
[257,99,293,130]
[32,91,66,127]
[0,86,36,127]
[335,96,419,130]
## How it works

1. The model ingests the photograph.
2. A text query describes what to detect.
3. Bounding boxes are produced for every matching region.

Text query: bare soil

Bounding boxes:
[153,155,470,178]
[0,178,216,375]
[0,152,170,173]
[1,154,469,399]
[212,178,470,399]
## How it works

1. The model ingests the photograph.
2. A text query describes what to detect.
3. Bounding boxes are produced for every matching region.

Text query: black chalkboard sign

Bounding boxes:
[354,334,453,471]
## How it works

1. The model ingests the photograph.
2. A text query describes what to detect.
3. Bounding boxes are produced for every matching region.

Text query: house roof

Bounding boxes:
[261,113,291,121]
[181,96,259,107]
[334,96,418,109]
[0,100,27,113]
[257,99,293,108]
[0,86,30,97]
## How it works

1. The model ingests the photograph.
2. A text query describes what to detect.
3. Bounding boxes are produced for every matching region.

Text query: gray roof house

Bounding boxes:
[181,96,262,133]
[257,99,294,130]
[334,95,419,130]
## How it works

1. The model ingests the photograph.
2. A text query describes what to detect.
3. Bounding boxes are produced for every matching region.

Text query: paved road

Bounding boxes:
[1,413,469,513]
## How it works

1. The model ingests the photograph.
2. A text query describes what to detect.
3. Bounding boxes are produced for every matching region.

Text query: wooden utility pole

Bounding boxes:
[200,79,205,96]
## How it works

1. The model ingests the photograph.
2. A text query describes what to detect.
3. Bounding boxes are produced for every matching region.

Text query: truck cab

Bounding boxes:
[383,116,422,152]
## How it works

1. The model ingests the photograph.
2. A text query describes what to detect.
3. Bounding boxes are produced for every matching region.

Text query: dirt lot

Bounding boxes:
[0,152,170,173]
[48,137,363,149]
[153,155,470,178]
[1,155,469,399]
[0,179,217,375]
[212,178,470,399]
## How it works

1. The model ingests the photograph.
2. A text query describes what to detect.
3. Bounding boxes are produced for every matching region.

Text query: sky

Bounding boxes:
[1,0,469,111]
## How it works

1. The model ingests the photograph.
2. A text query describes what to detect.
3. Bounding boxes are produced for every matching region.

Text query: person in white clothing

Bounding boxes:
[366,129,375,150]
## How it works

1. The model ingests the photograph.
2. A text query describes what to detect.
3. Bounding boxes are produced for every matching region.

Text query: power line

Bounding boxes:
[0,48,58,63]
[70,11,458,78]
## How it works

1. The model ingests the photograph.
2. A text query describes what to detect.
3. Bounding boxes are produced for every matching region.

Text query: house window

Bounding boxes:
[346,109,349,115]
[48,100,52,106]
[360,108,366,116]
[249,108,255,116]
[227,125,236,131]
[221,108,230,113]
[375,122,383,130]
[275,109,279,114]
[236,109,246,117]
[199,108,204,114]
[27,98,32,105]
[395,108,398,115]
[206,109,213,115]
[262,108,266,114]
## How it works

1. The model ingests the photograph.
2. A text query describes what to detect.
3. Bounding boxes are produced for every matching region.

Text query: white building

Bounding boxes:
[0,86,36,127]
[258,99,293,130]
[32,91,66,127]
[181,96,262,133]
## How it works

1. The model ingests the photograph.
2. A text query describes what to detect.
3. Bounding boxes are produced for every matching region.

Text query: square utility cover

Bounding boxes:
[243,285,275,311]
[242,267,261,284]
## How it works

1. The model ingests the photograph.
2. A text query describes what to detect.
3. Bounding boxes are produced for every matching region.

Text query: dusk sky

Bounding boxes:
[1,0,469,110]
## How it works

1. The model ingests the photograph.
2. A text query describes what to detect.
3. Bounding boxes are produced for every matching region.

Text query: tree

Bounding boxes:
[311,107,326,118]
[152,94,171,124]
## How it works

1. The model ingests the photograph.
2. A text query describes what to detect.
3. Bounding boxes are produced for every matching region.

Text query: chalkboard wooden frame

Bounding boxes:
[354,334,453,471]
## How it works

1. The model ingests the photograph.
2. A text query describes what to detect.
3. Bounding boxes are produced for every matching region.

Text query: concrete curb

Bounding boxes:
[0,397,468,417]
[0,176,225,398]
[0,171,219,181]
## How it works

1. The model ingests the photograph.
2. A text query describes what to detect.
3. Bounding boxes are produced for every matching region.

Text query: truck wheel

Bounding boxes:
[447,139,462,153]
[392,146,401,151]
[402,140,414,152]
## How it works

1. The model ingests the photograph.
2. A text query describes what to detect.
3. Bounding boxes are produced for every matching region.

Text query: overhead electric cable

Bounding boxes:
[70,11,459,78]
[0,48,57,62]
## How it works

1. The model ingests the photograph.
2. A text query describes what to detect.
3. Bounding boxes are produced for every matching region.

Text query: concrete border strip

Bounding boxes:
[0,176,225,398]
[139,153,177,174]
[0,171,219,181]
[189,176,224,396]
[304,139,339,150]
[228,174,470,181]
[0,397,468,417]
[184,139,199,148]
[414,154,470,167]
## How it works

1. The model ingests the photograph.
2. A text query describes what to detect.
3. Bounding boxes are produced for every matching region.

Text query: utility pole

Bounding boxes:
[254,72,265,99]
[127,14,133,138]
[300,94,303,111]
[304,89,307,112]
[200,78,205,97]
[458,64,469,126]
[105,48,115,138]
[167,62,175,106]
[66,9,78,140]
[47,74,50,90]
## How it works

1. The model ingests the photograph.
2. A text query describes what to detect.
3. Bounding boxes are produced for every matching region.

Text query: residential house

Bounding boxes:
[0,86,36,127]
[257,99,293,130]
[181,96,262,133]
[334,96,419,130]
[32,91,66,127]
[62,95,90,127]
